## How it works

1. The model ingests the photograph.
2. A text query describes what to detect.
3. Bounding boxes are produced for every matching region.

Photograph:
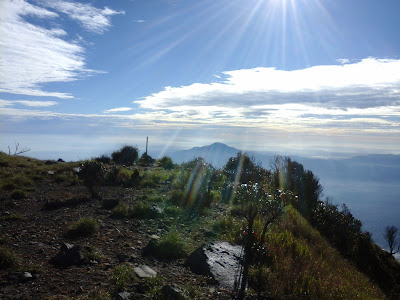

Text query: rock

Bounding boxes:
[161,285,187,300]
[133,265,157,278]
[20,272,33,282]
[116,292,133,300]
[149,234,160,240]
[148,205,163,218]
[185,241,243,290]
[49,243,89,267]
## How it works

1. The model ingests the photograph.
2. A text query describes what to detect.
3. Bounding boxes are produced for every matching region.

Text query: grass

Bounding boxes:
[0,247,19,269]
[65,217,98,239]
[247,206,386,299]
[111,263,137,292]
[111,202,162,219]
[150,230,188,259]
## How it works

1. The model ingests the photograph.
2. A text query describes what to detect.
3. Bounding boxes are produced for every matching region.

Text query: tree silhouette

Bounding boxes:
[384,226,400,255]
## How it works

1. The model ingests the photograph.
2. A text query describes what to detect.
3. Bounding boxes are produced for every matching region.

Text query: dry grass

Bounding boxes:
[248,206,386,299]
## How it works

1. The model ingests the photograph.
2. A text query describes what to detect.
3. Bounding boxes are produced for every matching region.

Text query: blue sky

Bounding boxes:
[1,0,400,160]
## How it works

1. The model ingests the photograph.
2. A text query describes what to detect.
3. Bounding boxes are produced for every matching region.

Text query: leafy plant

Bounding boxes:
[78,161,106,198]
[111,203,131,219]
[111,145,139,165]
[111,263,137,292]
[156,156,175,170]
[149,230,188,259]
[65,217,98,239]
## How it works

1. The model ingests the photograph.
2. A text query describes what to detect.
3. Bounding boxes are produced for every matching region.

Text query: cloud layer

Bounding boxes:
[130,58,400,134]
[0,0,123,98]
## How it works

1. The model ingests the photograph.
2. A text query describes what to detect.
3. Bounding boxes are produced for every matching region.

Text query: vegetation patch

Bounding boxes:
[145,230,188,260]
[65,217,98,239]
[111,263,137,292]
[0,247,19,269]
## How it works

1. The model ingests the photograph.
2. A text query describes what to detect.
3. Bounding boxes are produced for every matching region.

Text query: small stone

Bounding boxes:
[116,291,132,300]
[149,234,160,240]
[134,265,157,278]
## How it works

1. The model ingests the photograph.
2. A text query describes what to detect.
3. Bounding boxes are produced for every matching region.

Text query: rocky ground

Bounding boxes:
[0,171,235,300]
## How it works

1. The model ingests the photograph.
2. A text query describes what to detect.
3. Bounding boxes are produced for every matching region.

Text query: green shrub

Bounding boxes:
[164,205,183,217]
[111,203,131,219]
[111,263,137,292]
[138,153,155,167]
[151,230,188,259]
[79,161,106,197]
[65,217,98,239]
[140,170,162,188]
[79,161,106,185]
[147,194,164,203]
[156,156,175,170]
[111,145,139,166]
[0,247,19,269]
[168,190,184,206]
[131,202,152,218]
[95,154,111,164]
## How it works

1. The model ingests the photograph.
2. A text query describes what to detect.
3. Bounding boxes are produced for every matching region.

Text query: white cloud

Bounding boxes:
[337,58,350,64]
[104,107,133,113]
[136,58,400,110]
[0,0,123,98]
[0,99,58,107]
[39,0,125,34]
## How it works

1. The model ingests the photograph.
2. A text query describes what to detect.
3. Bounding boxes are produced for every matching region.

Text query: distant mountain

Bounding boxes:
[169,142,400,184]
[169,142,241,168]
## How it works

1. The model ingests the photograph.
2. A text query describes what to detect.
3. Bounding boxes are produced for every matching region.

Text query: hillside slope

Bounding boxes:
[0,152,395,299]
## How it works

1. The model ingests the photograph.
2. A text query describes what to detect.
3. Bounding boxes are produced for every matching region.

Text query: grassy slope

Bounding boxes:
[0,152,391,299]
[247,206,385,299]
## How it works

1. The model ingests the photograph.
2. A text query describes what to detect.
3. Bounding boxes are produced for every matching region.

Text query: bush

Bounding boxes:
[112,263,137,292]
[0,247,19,269]
[95,154,111,164]
[145,230,188,259]
[156,156,175,170]
[65,217,98,239]
[111,146,139,166]
[79,161,106,197]
[111,203,131,219]
[138,153,155,167]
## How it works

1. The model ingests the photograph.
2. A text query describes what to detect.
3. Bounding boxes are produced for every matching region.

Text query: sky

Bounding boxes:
[1,0,400,161]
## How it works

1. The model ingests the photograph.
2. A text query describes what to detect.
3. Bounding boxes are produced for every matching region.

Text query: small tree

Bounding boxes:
[79,161,106,199]
[111,145,139,165]
[384,226,400,256]
[234,183,289,300]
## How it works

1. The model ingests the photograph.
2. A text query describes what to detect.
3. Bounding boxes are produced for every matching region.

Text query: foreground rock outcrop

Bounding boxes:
[185,241,243,290]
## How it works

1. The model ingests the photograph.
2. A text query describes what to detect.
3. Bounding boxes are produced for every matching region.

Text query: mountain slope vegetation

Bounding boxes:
[0,148,398,299]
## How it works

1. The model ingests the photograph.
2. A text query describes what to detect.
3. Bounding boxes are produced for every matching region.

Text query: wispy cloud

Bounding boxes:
[104,107,133,113]
[0,99,58,107]
[0,0,123,98]
[39,0,125,34]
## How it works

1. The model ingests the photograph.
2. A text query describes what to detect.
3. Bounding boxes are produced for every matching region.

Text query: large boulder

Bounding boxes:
[185,241,243,290]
